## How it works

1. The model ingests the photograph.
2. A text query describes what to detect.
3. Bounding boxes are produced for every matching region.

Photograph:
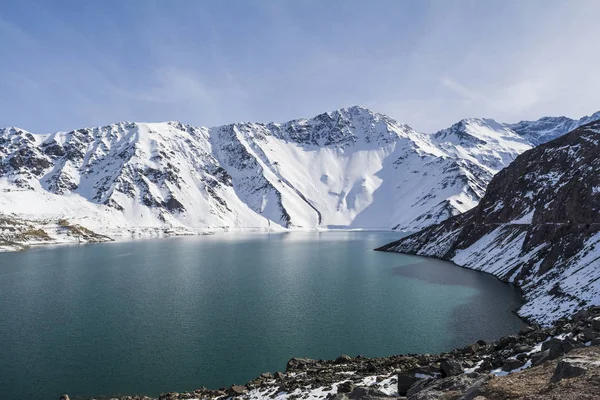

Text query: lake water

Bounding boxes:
[0,232,525,399]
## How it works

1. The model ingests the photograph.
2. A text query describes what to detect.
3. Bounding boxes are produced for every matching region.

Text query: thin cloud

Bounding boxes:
[0,1,599,133]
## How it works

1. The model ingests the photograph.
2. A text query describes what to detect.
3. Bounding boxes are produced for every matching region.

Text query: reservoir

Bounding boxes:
[0,231,524,399]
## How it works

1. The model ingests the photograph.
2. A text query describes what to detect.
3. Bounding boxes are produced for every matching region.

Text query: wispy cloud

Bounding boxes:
[0,0,599,133]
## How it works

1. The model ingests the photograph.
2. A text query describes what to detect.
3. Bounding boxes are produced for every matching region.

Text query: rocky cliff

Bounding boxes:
[377,121,600,325]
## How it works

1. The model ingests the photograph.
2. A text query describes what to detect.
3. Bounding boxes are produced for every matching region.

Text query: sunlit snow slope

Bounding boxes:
[0,106,567,235]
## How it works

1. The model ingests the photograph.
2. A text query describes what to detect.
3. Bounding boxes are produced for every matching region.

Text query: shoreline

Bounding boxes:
[0,226,409,253]
[78,307,600,400]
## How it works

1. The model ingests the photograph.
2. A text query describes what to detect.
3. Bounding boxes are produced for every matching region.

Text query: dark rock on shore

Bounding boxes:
[440,358,463,377]
[551,358,588,382]
[407,372,491,400]
[286,357,316,372]
[227,385,247,396]
[397,370,423,396]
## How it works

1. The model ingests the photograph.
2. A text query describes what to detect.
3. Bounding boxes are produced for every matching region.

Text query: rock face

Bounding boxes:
[0,107,549,237]
[377,121,600,325]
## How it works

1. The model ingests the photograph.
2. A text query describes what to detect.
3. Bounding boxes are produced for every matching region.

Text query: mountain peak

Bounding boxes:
[338,104,373,113]
[0,126,33,136]
[309,105,391,124]
[259,106,414,148]
[434,117,521,144]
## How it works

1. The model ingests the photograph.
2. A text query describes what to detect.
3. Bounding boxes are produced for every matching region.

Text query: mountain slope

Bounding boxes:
[377,121,600,325]
[0,107,533,236]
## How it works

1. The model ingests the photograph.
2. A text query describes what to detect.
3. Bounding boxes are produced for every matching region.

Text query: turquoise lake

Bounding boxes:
[0,232,525,399]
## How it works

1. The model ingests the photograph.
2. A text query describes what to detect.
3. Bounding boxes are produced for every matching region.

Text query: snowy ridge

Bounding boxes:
[508,110,600,145]
[377,121,600,325]
[0,107,540,238]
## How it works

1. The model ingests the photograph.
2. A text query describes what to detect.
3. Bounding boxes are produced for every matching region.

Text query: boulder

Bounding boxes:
[541,340,551,351]
[407,373,490,400]
[59,396,70,400]
[495,335,519,350]
[519,326,536,335]
[286,357,316,371]
[406,378,434,398]
[440,358,463,378]
[592,317,600,332]
[513,344,534,354]
[545,338,566,359]
[531,349,551,366]
[572,309,590,322]
[158,393,179,400]
[502,358,525,372]
[562,336,583,354]
[337,381,355,393]
[228,385,247,396]
[274,371,285,380]
[348,387,389,399]
[516,353,528,362]
[551,358,588,382]
[580,328,598,342]
[462,343,480,354]
[462,375,493,400]
[260,372,273,379]
[335,354,353,364]
[327,387,392,400]
[365,361,378,373]
[477,359,493,372]
[397,372,422,396]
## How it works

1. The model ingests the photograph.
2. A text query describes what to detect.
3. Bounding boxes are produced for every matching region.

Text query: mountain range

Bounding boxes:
[1,106,599,250]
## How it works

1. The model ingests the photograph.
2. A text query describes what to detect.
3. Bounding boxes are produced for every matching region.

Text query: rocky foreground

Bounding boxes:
[75,307,600,400]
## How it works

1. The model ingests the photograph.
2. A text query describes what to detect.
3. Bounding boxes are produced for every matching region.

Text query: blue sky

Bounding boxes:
[1,0,599,133]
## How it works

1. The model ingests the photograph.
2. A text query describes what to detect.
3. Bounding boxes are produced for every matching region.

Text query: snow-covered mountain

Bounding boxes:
[508,110,600,145]
[378,120,600,325]
[0,106,581,239]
